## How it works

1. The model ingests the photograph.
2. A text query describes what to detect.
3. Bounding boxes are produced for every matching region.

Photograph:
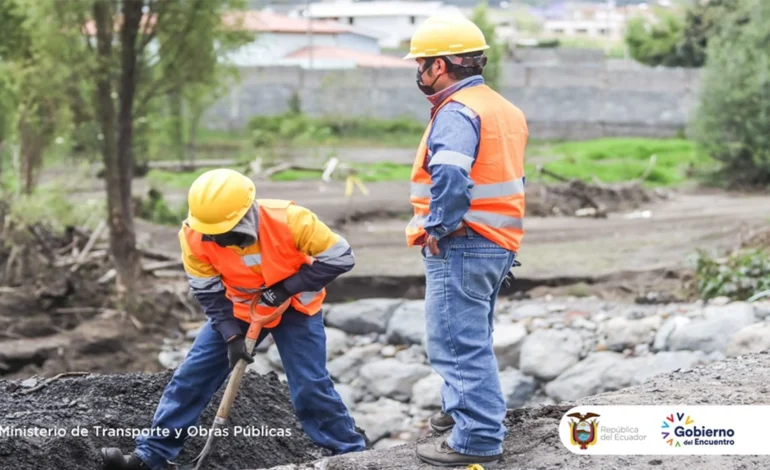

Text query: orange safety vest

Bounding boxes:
[405,84,528,252]
[183,199,325,328]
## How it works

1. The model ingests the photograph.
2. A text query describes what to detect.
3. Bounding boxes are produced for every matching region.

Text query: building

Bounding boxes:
[220,11,410,69]
[538,1,659,40]
[289,1,465,49]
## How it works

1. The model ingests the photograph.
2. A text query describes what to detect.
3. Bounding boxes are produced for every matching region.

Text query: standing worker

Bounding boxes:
[402,14,528,467]
[100,168,366,470]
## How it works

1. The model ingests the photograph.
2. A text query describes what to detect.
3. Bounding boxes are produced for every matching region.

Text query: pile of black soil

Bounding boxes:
[0,370,327,470]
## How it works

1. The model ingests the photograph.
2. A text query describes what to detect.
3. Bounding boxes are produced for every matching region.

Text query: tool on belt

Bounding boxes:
[167,293,291,470]
[502,259,522,288]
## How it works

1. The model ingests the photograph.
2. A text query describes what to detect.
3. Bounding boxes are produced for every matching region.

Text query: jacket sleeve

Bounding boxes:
[280,205,355,295]
[178,229,242,341]
[423,104,481,239]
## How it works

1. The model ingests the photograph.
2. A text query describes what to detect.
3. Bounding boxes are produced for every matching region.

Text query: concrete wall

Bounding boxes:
[203,61,701,140]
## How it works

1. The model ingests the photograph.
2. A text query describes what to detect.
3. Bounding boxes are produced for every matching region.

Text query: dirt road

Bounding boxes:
[255,352,770,470]
[131,181,770,285]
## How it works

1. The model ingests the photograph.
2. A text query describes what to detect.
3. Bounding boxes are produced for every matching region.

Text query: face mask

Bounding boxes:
[211,232,252,248]
[416,60,442,95]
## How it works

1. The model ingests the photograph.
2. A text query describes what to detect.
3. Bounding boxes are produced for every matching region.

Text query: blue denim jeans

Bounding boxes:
[134,308,365,469]
[421,228,516,456]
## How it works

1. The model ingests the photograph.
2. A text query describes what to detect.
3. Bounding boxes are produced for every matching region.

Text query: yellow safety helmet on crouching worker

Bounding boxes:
[186,168,256,235]
[403,14,489,60]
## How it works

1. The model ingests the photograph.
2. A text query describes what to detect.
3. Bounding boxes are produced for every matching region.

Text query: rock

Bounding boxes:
[267,344,283,371]
[754,302,770,320]
[386,300,426,345]
[373,438,408,450]
[325,299,403,335]
[512,303,548,319]
[709,296,732,306]
[381,345,397,357]
[726,322,770,357]
[351,398,410,442]
[603,316,660,351]
[519,329,583,381]
[411,371,443,409]
[652,316,690,351]
[571,318,597,331]
[547,304,566,313]
[493,322,528,369]
[545,352,626,402]
[158,348,188,369]
[498,369,537,408]
[634,343,650,356]
[334,383,358,410]
[667,302,757,353]
[325,328,349,359]
[246,354,274,375]
[20,378,38,388]
[328,344,381,384]
[395,345,426,364]
[359,358,432,402]
[603,351,704,390]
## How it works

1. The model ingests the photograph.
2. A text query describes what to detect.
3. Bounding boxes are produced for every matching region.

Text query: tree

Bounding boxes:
[471,1,502,91]
[624,0,748,68]
[625,10,687,67]
[0,0,251,304]
[88,0,250,304]
[690,0,770,187]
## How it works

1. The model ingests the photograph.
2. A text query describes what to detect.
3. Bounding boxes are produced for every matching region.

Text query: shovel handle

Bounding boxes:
[214,298,291,422]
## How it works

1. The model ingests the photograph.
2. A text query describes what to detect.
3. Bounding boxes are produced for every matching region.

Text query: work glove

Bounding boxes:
[502,259,522,288]
[260,282,291,307]
[226,335,254,369]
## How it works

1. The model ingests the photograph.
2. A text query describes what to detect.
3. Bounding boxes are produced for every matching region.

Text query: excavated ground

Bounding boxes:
[254,352,770,470]
[0,370,327,470]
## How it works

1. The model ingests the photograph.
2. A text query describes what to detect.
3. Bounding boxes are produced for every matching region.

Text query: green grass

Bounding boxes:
[144,138,717,188]
[530,138,716,187]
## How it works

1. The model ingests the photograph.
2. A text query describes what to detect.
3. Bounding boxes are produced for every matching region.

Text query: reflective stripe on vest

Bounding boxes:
[405,84,527,252]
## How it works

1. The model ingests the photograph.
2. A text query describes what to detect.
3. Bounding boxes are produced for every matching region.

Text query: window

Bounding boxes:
[410,15,416,24]
[348,17,354,25]
[576,28,588,35]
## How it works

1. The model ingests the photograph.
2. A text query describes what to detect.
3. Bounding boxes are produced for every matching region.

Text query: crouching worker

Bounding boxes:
[101,168,366,470]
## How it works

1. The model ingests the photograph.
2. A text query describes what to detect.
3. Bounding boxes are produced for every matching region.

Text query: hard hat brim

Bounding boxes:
[403,45,490,60]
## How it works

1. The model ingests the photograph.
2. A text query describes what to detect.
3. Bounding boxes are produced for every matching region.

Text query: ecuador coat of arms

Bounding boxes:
[567,412,600,450]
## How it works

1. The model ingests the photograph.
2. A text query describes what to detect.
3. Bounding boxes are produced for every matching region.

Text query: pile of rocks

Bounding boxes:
[160,295,770,450]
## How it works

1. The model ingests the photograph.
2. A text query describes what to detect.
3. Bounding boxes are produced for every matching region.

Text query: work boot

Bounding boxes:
[429,411,455,432]
[100,448,151,470]
[416,438,502,467]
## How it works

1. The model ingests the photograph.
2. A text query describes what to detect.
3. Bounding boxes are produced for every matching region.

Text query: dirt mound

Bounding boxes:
[0,370,326,470]
[0,213,198,380]
[526,179,668,217]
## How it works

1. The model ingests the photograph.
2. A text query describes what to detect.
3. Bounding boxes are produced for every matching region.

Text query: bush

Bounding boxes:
[690,0,770,187]
[696,248,770,301]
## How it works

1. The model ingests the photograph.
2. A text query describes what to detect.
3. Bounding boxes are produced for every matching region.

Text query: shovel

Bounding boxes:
[168,295,291,470]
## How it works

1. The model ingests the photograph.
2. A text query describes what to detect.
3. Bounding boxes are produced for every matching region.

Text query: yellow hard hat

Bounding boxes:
[403,14,489,60]
[186,168,256,235]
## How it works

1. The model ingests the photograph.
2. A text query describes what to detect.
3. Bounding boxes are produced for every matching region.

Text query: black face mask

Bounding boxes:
[211,231,251,248]
[416,59,442,96]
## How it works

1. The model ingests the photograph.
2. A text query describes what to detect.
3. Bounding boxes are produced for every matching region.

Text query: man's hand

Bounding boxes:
[425,235,440,256]
[226,335,254,369]
[261,282,291,307]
